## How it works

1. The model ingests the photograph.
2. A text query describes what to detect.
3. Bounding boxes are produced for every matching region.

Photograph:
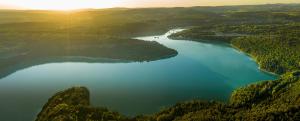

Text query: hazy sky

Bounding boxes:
[0,0,299,10]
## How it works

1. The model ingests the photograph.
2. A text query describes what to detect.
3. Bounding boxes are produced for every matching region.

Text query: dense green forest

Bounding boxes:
[0,3,299,121]
[169,23,300,74]
[150,4,300,120]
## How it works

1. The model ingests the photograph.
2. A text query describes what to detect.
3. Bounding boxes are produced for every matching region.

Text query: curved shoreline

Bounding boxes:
[2,29,279,121]
[36,30,296,120]
[166,29,279,77]
[230,44,279,77]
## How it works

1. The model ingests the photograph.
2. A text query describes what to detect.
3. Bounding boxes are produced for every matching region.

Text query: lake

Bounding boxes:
[0,29,276,121]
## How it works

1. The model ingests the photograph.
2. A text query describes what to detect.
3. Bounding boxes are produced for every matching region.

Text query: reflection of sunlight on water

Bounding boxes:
[232,47,244,54]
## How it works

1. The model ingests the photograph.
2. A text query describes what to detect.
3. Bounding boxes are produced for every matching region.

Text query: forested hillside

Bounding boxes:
[160,5,300,120]
[36,71,300,121]
[169,23,300,74]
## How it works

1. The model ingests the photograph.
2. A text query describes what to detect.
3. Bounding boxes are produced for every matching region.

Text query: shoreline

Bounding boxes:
[166,29,279,77]
[230,44,279,77]
[35,29,289,120]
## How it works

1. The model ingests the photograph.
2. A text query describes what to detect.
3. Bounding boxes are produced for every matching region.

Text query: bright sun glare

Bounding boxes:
[3,0,121,10]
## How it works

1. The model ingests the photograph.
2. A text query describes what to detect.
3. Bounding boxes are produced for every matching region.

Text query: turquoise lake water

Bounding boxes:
[0,29,276,121]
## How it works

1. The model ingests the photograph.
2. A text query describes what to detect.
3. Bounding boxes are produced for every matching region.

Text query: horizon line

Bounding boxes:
[0,3,299,11]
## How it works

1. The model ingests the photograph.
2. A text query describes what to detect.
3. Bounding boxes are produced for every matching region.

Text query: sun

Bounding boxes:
[3,0,121,10]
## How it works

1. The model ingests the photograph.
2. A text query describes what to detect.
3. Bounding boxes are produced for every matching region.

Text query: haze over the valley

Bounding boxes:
[0,0,299,10]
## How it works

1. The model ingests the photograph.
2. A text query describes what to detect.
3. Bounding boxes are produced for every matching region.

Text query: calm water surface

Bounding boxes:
[0,29,276,121]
